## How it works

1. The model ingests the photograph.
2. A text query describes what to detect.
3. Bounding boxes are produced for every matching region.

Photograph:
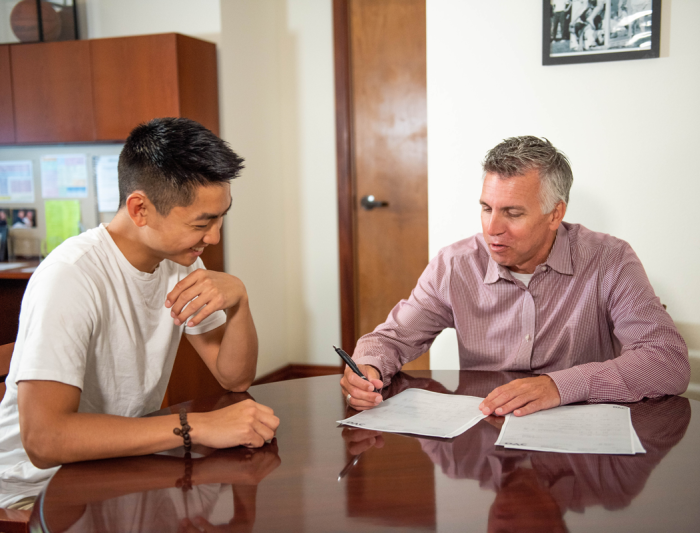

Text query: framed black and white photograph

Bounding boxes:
[543,0,661,65]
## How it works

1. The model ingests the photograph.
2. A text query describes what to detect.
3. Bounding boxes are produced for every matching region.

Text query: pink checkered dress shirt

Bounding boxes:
[353,222,690,405]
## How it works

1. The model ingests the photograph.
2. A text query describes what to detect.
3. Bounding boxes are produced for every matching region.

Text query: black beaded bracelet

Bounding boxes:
[173,408,193,452]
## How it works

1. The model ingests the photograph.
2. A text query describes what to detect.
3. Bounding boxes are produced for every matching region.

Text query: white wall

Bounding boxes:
[79,0,221,42]
[427,0,700,371]
[72,0,340,378]
[219,0,340,377]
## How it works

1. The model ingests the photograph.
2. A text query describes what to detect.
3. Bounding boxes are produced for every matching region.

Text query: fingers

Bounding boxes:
[166,270,202,308]
[480,384,523,416]
[166,270,245,327]
[482,415,505,430]
[340,367,382,410]
[478,376,561,417]
[342,427,385,455]
[250,419,276,444]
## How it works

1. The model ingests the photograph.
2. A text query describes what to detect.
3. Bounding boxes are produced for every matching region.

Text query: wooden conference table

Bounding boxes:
[30,370,700,532]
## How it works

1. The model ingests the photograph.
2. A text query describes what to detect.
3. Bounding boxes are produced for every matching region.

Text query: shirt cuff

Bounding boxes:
[546,367,589,405]
[353,355,392,388]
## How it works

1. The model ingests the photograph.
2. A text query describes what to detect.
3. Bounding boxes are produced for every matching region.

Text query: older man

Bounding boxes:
[340,136,689,416]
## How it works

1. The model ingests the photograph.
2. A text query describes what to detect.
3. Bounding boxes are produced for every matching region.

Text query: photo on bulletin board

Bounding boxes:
[0,208,9,227]
[543,0,661,65]
[11,208,37,229]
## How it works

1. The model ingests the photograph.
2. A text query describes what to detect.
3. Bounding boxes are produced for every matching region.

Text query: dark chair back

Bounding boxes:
[0,342,15,401]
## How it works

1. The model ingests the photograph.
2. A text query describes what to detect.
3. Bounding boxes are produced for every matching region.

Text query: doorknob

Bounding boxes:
[360,195,389,210]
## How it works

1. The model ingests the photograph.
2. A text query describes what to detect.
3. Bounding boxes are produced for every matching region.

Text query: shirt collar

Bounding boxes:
[546,223,574,276]
[482,223,573,285]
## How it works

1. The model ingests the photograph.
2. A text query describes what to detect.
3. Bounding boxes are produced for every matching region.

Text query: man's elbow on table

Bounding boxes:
[221,375,255,393]
[20,421,63,470]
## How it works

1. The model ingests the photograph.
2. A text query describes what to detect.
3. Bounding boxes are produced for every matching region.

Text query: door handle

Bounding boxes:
[360,195,389,210]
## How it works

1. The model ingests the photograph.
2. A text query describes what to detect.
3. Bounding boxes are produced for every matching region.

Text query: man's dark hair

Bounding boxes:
[118,117,245,215]
[482,136,573,213]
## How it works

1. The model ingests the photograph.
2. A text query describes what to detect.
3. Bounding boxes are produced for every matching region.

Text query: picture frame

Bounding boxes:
[543,0,661,66]
[11,208,37,228]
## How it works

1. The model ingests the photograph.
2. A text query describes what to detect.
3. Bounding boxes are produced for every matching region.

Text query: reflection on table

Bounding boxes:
[30,371,700,532]
[343,372,691,533]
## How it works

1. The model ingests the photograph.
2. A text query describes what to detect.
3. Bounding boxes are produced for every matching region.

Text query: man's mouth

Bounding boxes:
[190,246,205,255]
[489,243,508,252]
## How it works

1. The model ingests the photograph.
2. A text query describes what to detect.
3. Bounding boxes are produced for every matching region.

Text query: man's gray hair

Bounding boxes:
[482,136,573,214]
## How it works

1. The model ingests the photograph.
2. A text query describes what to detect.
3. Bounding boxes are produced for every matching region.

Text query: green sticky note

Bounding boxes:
[45,200,81,254]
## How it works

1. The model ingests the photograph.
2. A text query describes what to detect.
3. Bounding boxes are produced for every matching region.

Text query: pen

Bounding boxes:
[337,453,362,481]
[333,345,376,391]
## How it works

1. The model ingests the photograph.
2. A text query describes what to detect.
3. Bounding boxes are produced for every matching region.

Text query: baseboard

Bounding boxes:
[253,364,343,386]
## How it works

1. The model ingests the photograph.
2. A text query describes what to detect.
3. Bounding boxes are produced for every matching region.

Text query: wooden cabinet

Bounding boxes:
[11,41,95,143]
[91,33,218,140]
[0,46,15,144]
[1,33,218,145]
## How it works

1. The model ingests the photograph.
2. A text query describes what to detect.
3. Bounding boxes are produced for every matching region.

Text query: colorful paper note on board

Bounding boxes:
[41,154,88,199]
[45,200,81,254]
[0,160,35,203]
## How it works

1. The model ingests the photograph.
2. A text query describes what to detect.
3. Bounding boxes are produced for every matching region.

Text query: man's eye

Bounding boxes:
[194,224,208,229]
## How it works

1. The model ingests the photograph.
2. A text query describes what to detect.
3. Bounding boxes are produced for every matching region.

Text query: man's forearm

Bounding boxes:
[215,297,258,391]
[20,409,215,469]
[547,344,690,405]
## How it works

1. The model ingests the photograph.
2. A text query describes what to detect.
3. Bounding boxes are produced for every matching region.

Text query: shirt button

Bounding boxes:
[542,266,548,272]
[525,334,531,341]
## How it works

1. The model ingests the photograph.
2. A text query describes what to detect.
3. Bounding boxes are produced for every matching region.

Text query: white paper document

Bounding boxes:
[0,160,34,203]
[94,155,120,212]
[495,404,646,455]
[41,154,88,198]
[0,262,27,271]
[338,388,488,438]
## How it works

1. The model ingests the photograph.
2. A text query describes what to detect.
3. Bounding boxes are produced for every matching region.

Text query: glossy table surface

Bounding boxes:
[32,371,700,532]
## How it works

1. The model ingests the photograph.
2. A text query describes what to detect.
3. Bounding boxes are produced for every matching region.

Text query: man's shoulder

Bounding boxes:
[29,227,116,296]
[434,234,489,267]
[565,222,632,257]
[428,234,490,281]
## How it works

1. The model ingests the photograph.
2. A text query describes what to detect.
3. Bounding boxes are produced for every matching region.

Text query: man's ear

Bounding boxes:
[548,201,567,230]
[125,192,150,228]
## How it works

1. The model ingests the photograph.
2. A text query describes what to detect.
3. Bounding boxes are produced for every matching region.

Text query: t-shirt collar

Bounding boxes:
[483,223,573,284]
[97,224,162,281]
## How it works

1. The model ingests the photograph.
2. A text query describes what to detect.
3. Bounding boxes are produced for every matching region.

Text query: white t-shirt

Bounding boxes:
[509,270,535,288]
[0,225,226,502]
[65,484,233,532]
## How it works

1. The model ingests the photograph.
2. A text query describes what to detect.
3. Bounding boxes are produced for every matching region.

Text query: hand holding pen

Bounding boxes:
[335,345,384,411]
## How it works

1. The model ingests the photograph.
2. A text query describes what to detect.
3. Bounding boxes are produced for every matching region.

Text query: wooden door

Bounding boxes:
[11,41,95,143]
[334,0,430,369]
[0,45,15,144]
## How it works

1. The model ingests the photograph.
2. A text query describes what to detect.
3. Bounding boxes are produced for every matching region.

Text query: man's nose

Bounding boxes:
[486,212,506,236]
[203,219,222,245]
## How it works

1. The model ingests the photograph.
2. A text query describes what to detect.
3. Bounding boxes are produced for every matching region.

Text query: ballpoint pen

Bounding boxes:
[333,345,378,392]
[337,453,362,481]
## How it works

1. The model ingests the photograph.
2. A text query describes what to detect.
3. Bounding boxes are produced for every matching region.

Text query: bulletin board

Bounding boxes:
[0,143,123,259]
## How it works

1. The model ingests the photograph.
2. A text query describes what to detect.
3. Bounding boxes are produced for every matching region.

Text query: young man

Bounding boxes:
[0,118,279,506]
[341,136,689,415]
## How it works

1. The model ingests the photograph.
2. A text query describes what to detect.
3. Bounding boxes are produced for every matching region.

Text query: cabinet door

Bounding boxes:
[176,34,219,136]
[0,45,15,144]
[12,41,95,143]
[91,34,180,141]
